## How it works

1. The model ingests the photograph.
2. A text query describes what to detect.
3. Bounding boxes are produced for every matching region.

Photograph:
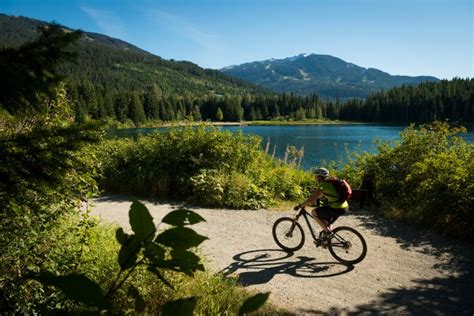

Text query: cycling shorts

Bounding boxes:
[315,205,347,224]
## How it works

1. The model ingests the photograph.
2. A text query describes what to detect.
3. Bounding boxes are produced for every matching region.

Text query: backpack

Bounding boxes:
[324,178,352,202]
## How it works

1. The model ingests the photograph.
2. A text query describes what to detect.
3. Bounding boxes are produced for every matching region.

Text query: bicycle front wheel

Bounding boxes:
[272,217,305,252]
[328,226,367,264]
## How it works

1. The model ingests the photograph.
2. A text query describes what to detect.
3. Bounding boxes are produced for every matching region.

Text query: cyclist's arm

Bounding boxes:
[299,189,323,208]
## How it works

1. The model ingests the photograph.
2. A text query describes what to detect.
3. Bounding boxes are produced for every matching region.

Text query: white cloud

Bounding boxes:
[147,9,220,51]
[81,6,126,38]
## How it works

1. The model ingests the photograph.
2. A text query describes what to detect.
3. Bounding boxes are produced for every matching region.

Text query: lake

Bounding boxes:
[108,124,474,170]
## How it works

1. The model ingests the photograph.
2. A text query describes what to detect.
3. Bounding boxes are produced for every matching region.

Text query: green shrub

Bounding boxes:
[190,169,226,207]
[0,87,102,313]
[266,165,314,201]
[340,122,474,241]
[1,212,100,313]
[96,126,313,209]
[224,171,272,209]
[6,209,274,314]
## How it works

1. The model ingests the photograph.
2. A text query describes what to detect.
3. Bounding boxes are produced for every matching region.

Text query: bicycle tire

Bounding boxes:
[328,226,367,264]
[272,217,305,252]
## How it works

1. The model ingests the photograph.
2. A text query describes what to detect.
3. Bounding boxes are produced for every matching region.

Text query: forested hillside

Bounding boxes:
[0,14,268,123]
[0,13,472,125]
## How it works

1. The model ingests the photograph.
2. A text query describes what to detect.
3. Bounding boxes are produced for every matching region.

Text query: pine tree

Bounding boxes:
[193,105,202,121]
[144,84,161,119]
[114,94,129,123]
[216,107,224,121]
[0,23,82,115]
[296,107,306,120]
[129,93,146,125]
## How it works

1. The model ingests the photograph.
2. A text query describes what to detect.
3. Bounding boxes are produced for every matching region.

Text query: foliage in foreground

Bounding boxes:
[338,121,474,241]
[0,25,104,312]
[26,201,270,315]
[0,25,271,314]
[97,126,314,209]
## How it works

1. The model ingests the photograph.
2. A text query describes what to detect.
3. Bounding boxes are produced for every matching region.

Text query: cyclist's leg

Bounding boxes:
[311,206,333,233]
[327,207,348,226]
[329,208,347,225]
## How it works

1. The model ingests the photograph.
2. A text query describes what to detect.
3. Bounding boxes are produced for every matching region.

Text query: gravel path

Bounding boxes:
[91,195,474,315]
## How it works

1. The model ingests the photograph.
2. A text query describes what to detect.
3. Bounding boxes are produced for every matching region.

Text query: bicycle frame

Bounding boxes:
[293,207,320,241]
[274,208,368,264]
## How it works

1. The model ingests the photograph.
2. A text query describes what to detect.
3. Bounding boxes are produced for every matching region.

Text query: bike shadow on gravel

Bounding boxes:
[220,249,354,286]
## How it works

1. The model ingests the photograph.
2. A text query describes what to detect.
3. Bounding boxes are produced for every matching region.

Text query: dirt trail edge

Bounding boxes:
[91,195,474,315]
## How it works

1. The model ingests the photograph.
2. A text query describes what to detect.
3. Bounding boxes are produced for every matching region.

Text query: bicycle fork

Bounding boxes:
[286,213,303,237]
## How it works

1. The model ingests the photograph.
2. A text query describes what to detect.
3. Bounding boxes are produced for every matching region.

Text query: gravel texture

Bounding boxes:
[91,195,474,315]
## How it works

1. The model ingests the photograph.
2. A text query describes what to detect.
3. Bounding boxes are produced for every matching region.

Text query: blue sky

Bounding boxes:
[1,0,472,79]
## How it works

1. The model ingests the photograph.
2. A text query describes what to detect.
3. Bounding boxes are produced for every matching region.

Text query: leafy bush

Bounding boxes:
[190,169,226,207]
[340,122,474,241]
[223,171,272,209]
[24,201,271,315]
[97,126,313,209]
[0,26,273,314]
[0,87,103,313]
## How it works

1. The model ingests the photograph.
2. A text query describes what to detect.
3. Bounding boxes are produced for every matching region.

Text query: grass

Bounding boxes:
[80,218,290,314]
[268,200,300,212]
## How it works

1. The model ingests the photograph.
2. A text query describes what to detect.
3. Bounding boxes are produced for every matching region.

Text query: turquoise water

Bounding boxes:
[223,125,406,169]
[108,124,474,170]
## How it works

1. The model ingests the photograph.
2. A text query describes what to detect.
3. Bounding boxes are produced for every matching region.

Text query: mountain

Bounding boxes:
[0,13,267,97]
[221,53,439,99]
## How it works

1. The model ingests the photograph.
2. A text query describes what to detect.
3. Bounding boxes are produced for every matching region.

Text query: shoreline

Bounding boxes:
[111,120,375,129]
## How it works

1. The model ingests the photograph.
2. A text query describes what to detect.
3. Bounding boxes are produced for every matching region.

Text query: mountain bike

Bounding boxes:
[272,207,367,264]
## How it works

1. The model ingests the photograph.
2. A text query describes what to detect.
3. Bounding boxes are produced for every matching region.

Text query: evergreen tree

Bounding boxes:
[144,84,161,119]
[0,23,82,115]
[216,107,224,121]
[159,100,167,121]
[193,105,202,121]
[129,93,146,125]
[114,94,129,122]
[296,107,306,120]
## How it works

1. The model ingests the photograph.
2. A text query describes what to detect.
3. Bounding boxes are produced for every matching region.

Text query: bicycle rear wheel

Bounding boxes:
[272,217,305,252]
[328,226,367,264]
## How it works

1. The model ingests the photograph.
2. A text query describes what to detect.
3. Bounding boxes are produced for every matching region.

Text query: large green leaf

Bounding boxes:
[31,271,108,309]
[155,227,208,250]
[161,208,206,227]
[129,200,156,241]
[239,292,270,315]
[159,250,205,276]
[128,285,146,313]
[144,242,166,264]
[118,235,141,270]
[116,227,130,245]
[161,297,197,316]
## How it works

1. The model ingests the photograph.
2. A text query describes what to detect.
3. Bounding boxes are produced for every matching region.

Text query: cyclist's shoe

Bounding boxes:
[319,231,333,248]
[319,231,332,239]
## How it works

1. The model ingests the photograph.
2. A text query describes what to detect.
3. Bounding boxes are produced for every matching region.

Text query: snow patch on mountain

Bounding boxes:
[299,69,311,80]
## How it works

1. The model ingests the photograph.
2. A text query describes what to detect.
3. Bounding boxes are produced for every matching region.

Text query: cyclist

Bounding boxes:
[294,167,349,240]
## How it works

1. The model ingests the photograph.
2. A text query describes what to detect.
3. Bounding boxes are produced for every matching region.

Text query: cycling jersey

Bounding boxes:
[319,181,349,209]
